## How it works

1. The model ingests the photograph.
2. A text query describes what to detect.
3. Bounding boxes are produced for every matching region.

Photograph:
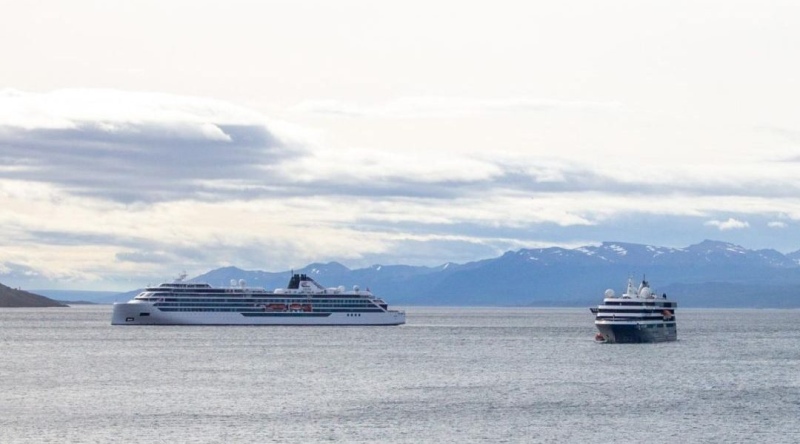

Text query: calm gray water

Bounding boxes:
[1,306,798,443]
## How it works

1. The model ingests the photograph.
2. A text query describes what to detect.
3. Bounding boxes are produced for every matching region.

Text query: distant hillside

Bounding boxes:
[33,289,128,304]
[0,283,68,307]
[189,240,800,308]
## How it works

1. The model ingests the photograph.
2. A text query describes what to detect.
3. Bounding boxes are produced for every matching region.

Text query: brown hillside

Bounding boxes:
[0,283,68,307]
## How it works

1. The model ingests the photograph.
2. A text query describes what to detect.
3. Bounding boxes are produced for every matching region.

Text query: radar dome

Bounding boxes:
[353,285,360,292]
[239,279,246,288]
[604,289,615,298]
[640,287,652,298]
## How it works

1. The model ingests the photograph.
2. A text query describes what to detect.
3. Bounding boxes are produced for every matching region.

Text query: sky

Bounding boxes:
[1,0,800,290]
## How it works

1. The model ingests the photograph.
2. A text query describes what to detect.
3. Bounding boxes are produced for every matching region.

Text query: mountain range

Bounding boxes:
[185,240,800,307]
[34,240,800,307]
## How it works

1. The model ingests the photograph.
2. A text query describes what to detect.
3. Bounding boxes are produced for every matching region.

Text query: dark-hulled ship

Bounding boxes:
[590,277,677,343]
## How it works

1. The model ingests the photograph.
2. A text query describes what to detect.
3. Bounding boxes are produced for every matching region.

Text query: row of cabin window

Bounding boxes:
[150,298,369,304]
[158,308,383,313]
[604,301,676,307]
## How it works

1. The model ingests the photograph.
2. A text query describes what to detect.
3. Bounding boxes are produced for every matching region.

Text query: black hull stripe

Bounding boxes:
[596,324,677,343]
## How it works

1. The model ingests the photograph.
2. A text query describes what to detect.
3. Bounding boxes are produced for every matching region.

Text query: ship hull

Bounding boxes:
[595,322,677,343]
[112,302,405,326]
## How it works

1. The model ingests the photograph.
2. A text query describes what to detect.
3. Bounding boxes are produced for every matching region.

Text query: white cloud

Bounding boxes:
[0,89,304,203]
[705,218,751,231]
[285,147,504,185]
[291,96,622,119]
[0,88,267,130]
[768,221,788,228]
[3,88,800,289]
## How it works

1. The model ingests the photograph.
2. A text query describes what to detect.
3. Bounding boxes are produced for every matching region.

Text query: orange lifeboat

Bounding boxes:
[289,303,303,311]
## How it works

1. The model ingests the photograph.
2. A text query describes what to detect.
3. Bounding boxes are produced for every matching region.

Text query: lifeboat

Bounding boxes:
[594,333,607,343]
[289,303,303,311]
[662,309,673,319]
[267,303,287,311]
[302,304,313,312]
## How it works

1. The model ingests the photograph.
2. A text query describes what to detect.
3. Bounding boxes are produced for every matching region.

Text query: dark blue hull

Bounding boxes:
[596,323,677,343]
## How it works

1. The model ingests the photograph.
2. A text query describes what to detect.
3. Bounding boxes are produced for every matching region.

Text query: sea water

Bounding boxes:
[0,306,798,443]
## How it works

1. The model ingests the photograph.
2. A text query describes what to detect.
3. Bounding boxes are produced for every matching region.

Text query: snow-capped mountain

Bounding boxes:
[178,239,800,307]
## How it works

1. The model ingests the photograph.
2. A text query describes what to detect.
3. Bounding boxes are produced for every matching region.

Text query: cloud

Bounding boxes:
[4,89,800,208]
[0,91,622,205]
[0,89,302,203]
[4,88,800,289]
[768,221,788,228]
[115,251,176,264]
[291,96,622,119]
[0,88,267,129]
[705,218,750,231]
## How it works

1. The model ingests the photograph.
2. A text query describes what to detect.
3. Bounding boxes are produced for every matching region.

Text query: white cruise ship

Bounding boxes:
[112,273,405,326]
[590,277,677,343]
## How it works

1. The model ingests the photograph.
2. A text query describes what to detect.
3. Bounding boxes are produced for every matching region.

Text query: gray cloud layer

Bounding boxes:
[2,90,799,290]
[0,122,295,203]
[3,119,800,205]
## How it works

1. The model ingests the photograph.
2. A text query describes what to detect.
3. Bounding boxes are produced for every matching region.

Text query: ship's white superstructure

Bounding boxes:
[112,273,405,326]
[591,277,677,343]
